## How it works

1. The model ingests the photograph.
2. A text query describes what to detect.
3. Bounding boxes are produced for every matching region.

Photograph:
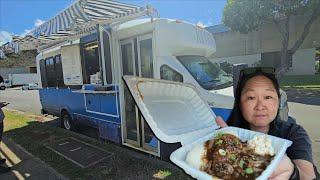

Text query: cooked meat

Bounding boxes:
[201,133,274,180]
[213,163,234,179]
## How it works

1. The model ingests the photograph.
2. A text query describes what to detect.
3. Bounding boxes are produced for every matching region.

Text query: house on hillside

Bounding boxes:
[12,35,43,51]
[0,35,42,60]
[0,49,6,59]
[0,41,19,56]
[206,15,320,75]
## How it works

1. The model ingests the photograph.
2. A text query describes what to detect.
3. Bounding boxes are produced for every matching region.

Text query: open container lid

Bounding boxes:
[123,76,219,145]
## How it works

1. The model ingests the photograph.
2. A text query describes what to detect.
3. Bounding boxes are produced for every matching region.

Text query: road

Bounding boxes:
[288,102,320,168]
[0,88,42,114]
[0,88,319,167]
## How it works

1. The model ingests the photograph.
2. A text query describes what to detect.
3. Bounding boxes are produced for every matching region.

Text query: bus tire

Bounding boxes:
[61,111,76,131]
[41,109,47,114]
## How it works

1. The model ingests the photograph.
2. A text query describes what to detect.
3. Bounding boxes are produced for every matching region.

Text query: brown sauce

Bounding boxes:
[202,134,273,180]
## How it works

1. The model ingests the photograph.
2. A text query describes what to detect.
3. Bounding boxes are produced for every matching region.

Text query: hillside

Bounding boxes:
[0,50,37,68]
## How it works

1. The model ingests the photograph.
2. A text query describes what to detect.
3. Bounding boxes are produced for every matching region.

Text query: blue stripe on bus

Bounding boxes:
[211,107,232,122]
[39,85,122,143]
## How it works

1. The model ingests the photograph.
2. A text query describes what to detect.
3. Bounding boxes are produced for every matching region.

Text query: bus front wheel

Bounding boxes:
[61,112,76,131]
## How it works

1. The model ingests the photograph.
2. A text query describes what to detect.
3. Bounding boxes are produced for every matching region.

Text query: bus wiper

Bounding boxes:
[204,79,219,84]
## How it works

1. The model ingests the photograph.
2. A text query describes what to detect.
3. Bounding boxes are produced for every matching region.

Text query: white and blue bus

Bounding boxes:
[36,18,235,159]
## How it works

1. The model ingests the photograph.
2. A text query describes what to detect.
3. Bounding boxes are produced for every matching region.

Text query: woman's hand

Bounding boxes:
[215,116,228,128]
[268,154,294,180]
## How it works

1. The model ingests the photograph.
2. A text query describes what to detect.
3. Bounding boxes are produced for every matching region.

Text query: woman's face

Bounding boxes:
[240,75,279,129]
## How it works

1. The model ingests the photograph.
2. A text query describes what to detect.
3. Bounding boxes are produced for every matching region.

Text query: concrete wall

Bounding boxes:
[286,48,316,75]
[211,15,320,59]
[209,15,319,75]
[210,49,316,75]
[211,30,261,58]
[0,67,29,79]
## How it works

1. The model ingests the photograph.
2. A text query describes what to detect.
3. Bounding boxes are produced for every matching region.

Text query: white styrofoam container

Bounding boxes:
[123,76,292,180]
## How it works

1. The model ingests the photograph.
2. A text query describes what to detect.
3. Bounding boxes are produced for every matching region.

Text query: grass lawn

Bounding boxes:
[280,74,320,89]
[3,109,192,180]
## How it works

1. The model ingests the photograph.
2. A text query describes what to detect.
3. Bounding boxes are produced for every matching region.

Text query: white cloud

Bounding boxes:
[196,21,213,28]
[35,19,45,27]
[0,30,12,46]
[15,18,44,38]
[196,21,205,28]
[0,18,44,45]
[19,29,32,37]
[19,19,44,36]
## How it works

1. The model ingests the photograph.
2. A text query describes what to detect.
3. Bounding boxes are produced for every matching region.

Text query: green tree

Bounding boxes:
[223,0,320,75]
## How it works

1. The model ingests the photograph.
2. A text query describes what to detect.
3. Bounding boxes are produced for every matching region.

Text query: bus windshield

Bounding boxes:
[177,55,232,90]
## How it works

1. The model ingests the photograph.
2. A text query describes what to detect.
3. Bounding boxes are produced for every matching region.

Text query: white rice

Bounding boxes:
[248,135,275,156]
[185,143,206,170]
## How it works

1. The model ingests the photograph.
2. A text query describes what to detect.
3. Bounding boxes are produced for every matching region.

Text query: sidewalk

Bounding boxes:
[0,137,68,180]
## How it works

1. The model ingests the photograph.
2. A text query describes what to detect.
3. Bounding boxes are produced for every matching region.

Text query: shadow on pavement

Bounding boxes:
[284,88,320,106]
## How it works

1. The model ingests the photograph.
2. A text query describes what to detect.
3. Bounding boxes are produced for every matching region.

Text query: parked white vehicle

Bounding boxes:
[8,73,38,86]
[0,79,11,90]
[21,83,39,90]
[0,82,5,90]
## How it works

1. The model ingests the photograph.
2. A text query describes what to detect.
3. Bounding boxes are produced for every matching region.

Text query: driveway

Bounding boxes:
[285,88,320,106]
[0,88,42,114]
[285,88,320,168]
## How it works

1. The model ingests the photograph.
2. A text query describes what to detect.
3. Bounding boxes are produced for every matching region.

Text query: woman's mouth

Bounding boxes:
[254,114,267,119]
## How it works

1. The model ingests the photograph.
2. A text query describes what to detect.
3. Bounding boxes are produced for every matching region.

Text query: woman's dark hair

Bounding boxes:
[226,70,281,128]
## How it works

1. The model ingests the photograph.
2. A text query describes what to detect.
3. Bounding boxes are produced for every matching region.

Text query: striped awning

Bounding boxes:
[27,0,149,41]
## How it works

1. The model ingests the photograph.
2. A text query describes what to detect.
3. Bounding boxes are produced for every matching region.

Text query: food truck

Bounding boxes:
[36,17,234,158]
[30,0,236,159]
[28,0,291,160]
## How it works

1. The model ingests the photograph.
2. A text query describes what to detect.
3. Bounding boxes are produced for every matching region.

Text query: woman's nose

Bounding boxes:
[254,98,265,110]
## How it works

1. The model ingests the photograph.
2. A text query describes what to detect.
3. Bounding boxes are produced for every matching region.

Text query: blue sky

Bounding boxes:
[0,0,226,45]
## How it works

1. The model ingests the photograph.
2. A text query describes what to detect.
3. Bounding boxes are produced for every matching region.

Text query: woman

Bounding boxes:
[215,67,318,180]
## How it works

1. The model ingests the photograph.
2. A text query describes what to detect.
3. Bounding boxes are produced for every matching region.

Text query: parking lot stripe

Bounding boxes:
[58,142,69,146]
[70,147,81,152]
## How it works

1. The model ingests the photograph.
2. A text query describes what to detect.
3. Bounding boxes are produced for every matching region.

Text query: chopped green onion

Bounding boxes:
[239,160,244,168]
[229,154,237,161]
[218,149,226,156]
[216,132,224,138]
[215,139,223,145]
[245,167,253,174]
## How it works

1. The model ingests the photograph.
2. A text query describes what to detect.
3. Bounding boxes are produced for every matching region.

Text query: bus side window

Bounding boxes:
[39,59,48,87]
[160,65,183,82]
[102,31,112,84]
[82,42,101,85]
[45,57,56,87]
[54,54,65,87]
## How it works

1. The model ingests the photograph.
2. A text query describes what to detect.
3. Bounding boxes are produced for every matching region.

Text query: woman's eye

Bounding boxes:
[265,96,273,99]
[247,96,255,100]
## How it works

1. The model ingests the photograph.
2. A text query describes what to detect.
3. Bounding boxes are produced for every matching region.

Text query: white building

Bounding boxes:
[207,15,320,75]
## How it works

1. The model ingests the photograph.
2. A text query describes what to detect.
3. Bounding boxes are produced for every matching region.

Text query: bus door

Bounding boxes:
[80,31,119,120]
[120,34,159,155]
